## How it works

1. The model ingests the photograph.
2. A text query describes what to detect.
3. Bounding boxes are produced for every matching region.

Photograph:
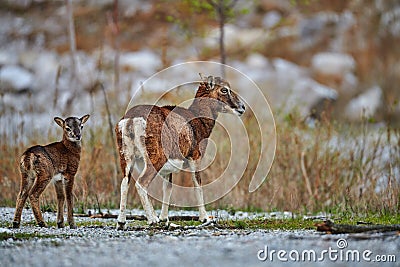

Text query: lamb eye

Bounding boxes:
[65,127,71,132]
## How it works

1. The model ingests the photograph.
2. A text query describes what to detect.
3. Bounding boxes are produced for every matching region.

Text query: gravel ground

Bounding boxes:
[1,207,399,267]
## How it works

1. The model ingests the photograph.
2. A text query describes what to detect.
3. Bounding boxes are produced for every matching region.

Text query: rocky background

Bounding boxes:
[1,0,399,136]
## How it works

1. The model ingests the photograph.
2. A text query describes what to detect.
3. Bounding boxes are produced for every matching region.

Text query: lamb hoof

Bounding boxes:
[38,221,48,228]
[57,222,65,228]
[12,221,20,229]
[69,224,77,229]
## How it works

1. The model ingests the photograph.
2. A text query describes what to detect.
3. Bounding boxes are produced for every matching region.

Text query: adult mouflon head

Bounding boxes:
[196,73,245,116]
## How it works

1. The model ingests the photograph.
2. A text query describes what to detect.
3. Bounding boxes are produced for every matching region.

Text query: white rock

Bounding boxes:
[245,53,269,69]
[0,65,34,92]
[258,0,291,13]
[5,0,32,9]
[273,58,306,78]
[296,78,338,100]
[289,78,337,116]
[74,53,99,89]
[235,57,337,117]
[120,50,162,76]
[84,0,113,8]
[0,227,11,233]
[262,11,282,29]
[341,72,358,94]
[204,24,268,53]
[345,86,382,120]
[19,51,40,70]
[299,12,339,39]
[19,51,61,91]
[311,52,355,77]
[272,58,307,90]
[120,0,153,17]
[0,51,18,66]
[34,51,59,79]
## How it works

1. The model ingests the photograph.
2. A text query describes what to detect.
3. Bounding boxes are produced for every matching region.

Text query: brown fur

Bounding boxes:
[119,80,245,177]
[116,75,245,226]
[12,115,89,229]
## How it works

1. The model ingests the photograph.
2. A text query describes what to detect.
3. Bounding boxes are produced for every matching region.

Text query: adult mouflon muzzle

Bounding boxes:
[236,102,245,116]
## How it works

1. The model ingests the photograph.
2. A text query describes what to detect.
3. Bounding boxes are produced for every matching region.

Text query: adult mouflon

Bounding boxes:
[115,74,245,229]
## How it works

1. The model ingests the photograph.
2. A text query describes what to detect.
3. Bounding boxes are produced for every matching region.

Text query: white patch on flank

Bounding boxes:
[132,117,146,137]
[118,119,136,163]
[0,227,12,234]
[132,117,147,159]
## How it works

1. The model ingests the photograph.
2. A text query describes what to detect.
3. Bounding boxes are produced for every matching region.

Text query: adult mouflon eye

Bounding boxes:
[221,87,229,94]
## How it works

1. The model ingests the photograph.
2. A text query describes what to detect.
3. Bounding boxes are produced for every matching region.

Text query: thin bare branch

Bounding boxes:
[316,220,400,234]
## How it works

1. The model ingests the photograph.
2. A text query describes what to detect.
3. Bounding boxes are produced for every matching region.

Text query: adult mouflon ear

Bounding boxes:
[199,73,215,90]
[199,73,206,82]
[54,117,64,128]
[80,114,90,124]
[206,76,215,90]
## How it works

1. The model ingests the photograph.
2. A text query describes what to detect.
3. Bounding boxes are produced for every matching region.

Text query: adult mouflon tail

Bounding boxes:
[116,74,245,229]
[13,114,90,229]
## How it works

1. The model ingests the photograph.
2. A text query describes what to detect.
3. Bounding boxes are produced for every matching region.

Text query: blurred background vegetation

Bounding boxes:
[0,0,399,216]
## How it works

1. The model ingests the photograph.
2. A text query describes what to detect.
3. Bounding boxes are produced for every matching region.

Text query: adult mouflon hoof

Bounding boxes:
[159,218,169,225]
[117,222,126,231]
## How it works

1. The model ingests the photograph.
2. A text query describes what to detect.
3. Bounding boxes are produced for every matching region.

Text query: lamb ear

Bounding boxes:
[54,117,64,128]
[80,114,90,124]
